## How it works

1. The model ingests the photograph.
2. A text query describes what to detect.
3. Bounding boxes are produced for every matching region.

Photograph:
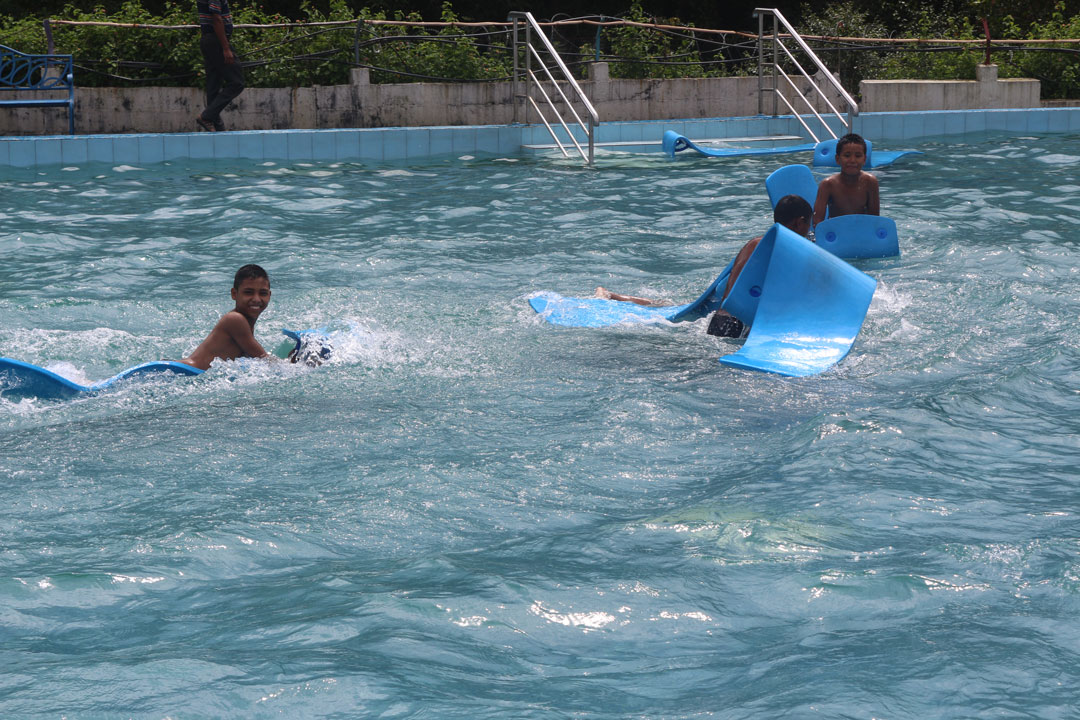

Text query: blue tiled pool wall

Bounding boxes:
[2,108,1079,168]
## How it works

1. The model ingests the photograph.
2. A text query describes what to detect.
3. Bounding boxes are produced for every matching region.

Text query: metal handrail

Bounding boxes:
[509,10,599,165]
[754,7,858,142]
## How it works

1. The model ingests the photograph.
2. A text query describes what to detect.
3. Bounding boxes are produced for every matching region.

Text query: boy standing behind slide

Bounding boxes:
[813,133,880,225]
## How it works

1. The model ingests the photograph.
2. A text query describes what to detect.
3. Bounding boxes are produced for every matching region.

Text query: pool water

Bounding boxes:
[2,133,1079,717]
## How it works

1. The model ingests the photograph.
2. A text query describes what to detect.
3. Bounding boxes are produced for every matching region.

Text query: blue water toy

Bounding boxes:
[814,215,900,259]
[282,328,334,366]
[766,164,818,210]
[529,260,735,328]
[718,223,877,377]
[812,137,923,169]
[662,130,815,159]
[0,357,203,401]
[0,328,335,400]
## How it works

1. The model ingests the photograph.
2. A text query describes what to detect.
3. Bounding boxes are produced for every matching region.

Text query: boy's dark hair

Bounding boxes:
[774,195,813,227]
[233,264,269,289]
[836,133,867,155]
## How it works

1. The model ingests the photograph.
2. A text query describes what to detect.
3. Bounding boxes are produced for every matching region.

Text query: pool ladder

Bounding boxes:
[755,7,859,143]
[509,11,599,166]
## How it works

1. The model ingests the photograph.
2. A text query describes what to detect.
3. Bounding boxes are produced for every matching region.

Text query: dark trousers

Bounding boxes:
[200,33,244,124]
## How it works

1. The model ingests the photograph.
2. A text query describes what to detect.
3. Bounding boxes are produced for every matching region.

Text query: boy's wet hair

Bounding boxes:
[836,133,867,155]
[233,264,269,289]
[774,194,813,227]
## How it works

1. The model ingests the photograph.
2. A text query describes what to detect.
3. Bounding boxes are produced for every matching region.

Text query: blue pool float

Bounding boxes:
[718,223,877,377]
[662,130,815,159]
[765,164,818,210]
[812,137,923,169]
[529,259,735,328]
[0,328,331,400]
[0,358,203,400]
[664,131,921,168]
[814,215,900,259]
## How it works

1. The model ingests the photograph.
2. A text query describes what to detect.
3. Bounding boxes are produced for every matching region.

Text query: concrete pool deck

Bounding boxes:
[2,108,1079,169]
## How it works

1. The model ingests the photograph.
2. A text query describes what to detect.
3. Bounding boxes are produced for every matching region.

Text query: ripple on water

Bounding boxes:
[2,133,1080,717]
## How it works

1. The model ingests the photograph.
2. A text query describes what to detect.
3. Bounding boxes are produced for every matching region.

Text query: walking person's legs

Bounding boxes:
[198,32,244,130]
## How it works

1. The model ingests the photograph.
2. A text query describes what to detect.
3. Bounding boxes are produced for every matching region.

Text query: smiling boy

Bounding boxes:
[813,133,880,225]
[182,264,274,370]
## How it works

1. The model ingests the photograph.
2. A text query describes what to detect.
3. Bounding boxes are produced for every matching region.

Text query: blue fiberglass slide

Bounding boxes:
[528,259,735,328]
[665,131,921,169]
[529,225,877,376]
[811,137,923,169]
[765,165,900,259]
[814,215,900,259]
[717,223,877,376]
[0,329,331,400]
[662,130,815,159]
[765,164,819,210]
[0,358,203,401]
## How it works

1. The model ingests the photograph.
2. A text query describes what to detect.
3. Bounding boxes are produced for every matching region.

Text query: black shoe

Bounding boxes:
[213,119,225,132]
[706,311,746,338]
[195,115,216,132]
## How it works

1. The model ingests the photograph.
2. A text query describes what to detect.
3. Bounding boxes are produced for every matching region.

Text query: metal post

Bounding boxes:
[524,22,532,125]
[757,12,764,115]
[511,17,520,123]
[44,19,55,54]
[770,15,779,116]
[353,18,363,66]
[588,117,595,166]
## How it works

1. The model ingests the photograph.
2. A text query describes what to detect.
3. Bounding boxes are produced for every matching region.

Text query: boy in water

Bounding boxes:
[182,264,274,370]
[813,133,880,225]
[595,194,814,337]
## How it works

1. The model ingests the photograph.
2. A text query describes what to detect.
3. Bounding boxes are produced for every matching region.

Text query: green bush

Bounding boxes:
[578,0,722,80]
[869,1,1080,98]
[2,0,1079,97]
[799,1,889,91]
[1010,2,1080,98]
[0,0,511,87]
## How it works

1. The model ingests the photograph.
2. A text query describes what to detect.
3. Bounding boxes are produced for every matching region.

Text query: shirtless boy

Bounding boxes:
[813,133,880,225]
[595,194,814,337]
[182,264,274,370]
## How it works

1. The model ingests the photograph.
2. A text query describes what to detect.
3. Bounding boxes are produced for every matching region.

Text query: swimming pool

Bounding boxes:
[2,132,1079,716]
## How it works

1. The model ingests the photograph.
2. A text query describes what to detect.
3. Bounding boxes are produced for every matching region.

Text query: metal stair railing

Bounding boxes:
[509,11,599,166]
[754,7,858,143]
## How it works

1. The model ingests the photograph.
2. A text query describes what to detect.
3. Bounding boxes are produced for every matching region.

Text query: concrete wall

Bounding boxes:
[0,63,1038,136]
[0,66,848,136]
[860,64,1040,112]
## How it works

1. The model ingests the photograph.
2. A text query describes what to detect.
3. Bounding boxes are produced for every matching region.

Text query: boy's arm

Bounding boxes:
[866,174,880,215]
[221,313,270,359]
[812,180,831,225]
[722,236,762,300]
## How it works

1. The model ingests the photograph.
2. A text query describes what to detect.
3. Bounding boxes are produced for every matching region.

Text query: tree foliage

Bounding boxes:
[1,0,1079,97]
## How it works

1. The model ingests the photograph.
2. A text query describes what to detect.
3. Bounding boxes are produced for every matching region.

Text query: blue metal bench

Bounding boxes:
[0,44,75,135]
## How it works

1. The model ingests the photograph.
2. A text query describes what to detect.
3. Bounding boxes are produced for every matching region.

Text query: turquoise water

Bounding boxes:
[2,133,1079,717]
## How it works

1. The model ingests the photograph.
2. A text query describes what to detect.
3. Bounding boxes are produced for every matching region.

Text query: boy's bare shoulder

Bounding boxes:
[212,310,254,335]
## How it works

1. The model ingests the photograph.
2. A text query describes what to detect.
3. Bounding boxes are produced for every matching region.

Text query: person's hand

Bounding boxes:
[223,47,235,64]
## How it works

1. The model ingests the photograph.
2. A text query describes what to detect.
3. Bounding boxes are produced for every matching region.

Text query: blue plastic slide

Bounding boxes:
[766,164,818,210]
[0,328,336,400]
[0,358,203,400]
[663,131,815,159]
[529,260,735,328]
[718,224,877,377]
[812,138,923,169]
[814,215,900,259]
